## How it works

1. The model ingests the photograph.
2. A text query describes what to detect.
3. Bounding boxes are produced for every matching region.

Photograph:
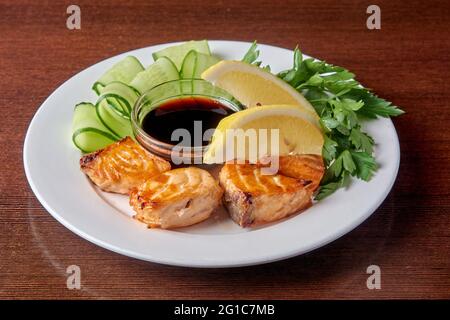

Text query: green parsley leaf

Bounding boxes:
[328,154,343,178]
[349,126,374,154]
[245,42,404,199]
[242,41,271,71]
[341,150,356,173]
[322,136,338,164]
[242,41,260,64]
[315,178,344,200]
[342,88,404,118]
[350,151,378,181]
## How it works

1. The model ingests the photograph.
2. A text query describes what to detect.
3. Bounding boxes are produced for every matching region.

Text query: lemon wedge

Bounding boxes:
[203,105,324,164]
[202,61,317,116]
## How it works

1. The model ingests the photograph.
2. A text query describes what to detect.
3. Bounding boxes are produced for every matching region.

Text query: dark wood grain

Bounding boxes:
[0,0,449,299]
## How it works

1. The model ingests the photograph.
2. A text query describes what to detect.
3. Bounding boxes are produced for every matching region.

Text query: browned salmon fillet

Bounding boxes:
[130,167,223,229]
[80,137,171,194]
[273,154,324,191]
[219,162,314,227]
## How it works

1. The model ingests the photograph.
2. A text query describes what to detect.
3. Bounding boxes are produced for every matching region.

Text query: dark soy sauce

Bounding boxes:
[141,97,235,146]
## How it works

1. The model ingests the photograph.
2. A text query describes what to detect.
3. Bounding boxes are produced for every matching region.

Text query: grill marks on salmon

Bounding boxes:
[219,155,325,227]
[270,155,324,191]
[130,167,223,229]
[219,164,313,227]
[79,137,324,229]
[80,137,171,194]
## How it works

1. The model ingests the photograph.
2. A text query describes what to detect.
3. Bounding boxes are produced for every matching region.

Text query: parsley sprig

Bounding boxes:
[242,42,404,200]
[242,41,271,72]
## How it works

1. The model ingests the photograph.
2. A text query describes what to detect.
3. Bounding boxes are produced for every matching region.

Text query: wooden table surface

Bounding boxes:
[1,0,449,299]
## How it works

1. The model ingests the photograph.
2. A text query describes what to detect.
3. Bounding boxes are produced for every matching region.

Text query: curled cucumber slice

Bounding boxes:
[72,103,118,153]
[180,50,220,79]
[130,57,180,94]
[152,40,211,70]
[92,56,144,95]
[96,81,140,118]
[95,100,133,139]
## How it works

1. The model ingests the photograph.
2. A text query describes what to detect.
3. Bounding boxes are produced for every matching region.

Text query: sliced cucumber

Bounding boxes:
[96,100,133,139]
[180,50,220,79]
[130,57,179,94]
[92,56,144,94]
[96,81,140,118]
[152,40,211,70]
[72,103,118,153]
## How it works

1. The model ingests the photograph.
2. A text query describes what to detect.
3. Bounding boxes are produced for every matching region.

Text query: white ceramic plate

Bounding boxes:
[23,41,400,267]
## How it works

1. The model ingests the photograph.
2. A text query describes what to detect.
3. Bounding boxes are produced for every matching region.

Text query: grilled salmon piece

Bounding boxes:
[219,163,313,227]
[130,167,223,229]
[80,137,171,194]
[274,155,324,191]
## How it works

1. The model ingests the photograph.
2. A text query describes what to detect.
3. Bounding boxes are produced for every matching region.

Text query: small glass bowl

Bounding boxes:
[131,79,241,164]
